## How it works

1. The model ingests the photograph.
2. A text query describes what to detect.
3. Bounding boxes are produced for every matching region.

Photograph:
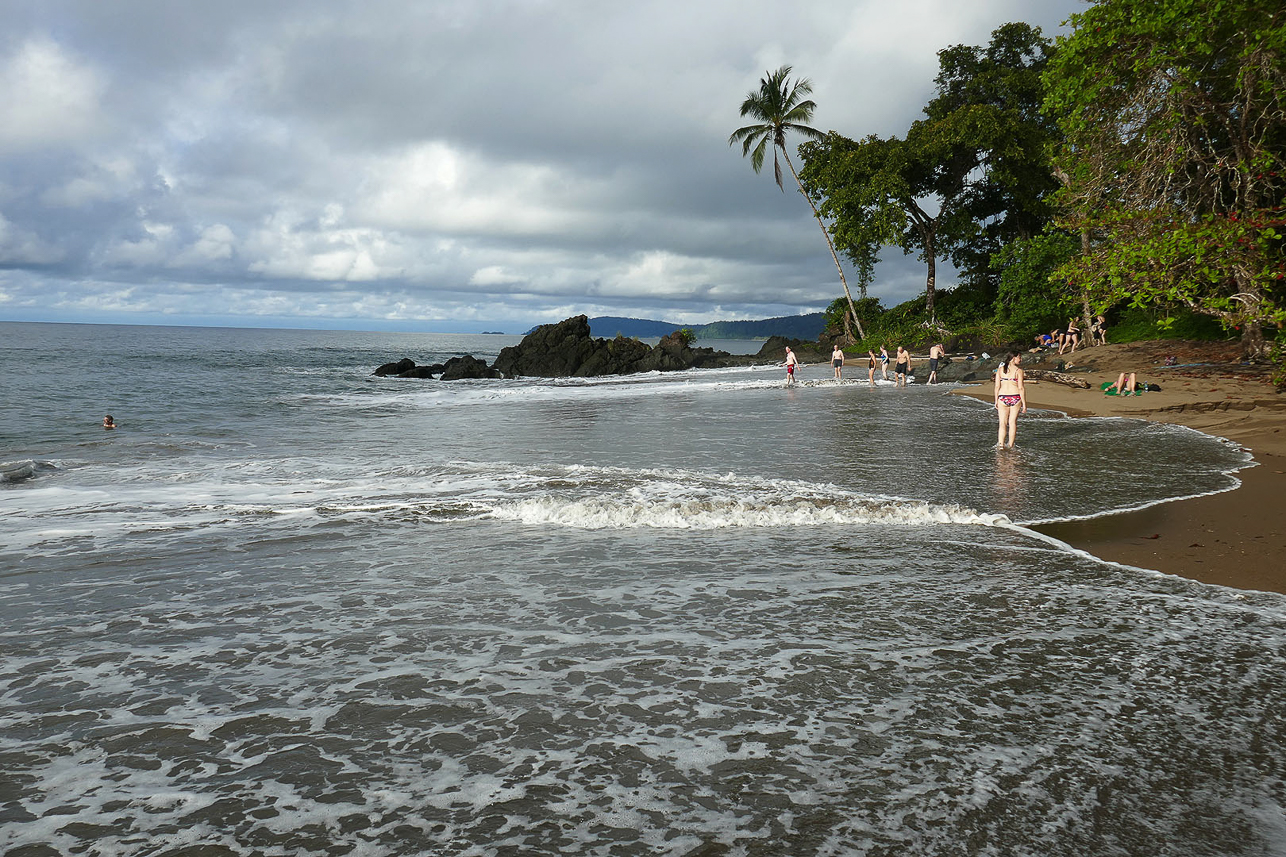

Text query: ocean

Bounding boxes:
[2,321,1284,856]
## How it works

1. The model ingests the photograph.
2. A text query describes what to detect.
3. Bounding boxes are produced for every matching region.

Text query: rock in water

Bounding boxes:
[439,355,502,380]
[492,315,601,377]
[492,316,752,378]
[376,316,755,380]
[373,357,417,376]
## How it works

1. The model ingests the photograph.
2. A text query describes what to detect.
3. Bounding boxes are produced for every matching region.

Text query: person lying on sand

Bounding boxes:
[1104,372,1137,395]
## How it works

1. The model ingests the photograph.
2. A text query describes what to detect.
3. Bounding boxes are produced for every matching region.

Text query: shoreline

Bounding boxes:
[950,341,1286,595]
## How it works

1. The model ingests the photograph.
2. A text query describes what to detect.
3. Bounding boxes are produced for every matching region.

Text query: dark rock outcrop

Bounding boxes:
[400,364,445,378]
[373,358,446,378]
[374,358,417,377]
[757,335,828,364]
[933,350,1069,383]
[493,316,600,377]
[491,315,755,378]
[374,316,766,381]
[439,355,502,380]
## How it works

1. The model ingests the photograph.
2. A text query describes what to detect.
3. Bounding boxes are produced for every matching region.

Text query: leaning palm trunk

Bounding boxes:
[781,148,866,341]
[730,67,867,344]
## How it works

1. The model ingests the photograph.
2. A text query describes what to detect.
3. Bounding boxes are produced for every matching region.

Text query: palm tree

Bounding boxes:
[729,66,865,341]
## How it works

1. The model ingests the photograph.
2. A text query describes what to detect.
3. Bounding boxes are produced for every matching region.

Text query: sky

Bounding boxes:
[0,0,1084,333]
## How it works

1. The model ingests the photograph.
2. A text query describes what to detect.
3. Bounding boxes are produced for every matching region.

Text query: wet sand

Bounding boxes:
[952,341,1286,595]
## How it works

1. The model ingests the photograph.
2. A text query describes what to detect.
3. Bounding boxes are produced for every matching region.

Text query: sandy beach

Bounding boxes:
[952,340,1286,595]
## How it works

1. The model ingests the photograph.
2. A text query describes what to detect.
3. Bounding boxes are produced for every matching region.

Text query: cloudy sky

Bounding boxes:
[0,0,1082,332]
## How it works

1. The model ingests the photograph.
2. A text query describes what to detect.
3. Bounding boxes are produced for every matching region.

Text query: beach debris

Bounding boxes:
[1022,369,1092,389]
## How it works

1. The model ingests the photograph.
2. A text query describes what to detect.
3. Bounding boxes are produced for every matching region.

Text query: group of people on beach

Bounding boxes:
[788,344,1030,448]
[1033,315,1108,354]
[787,343,945,387]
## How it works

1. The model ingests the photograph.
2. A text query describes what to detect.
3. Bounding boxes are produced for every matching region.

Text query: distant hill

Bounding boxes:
[577,313,826,341]
[694,313,826,340]
[585,317,683,338]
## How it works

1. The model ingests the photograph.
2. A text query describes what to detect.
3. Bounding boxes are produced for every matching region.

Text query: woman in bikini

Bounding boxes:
[1058,317,1080,354]
[867,350,878,386]
[993,352,1027,449]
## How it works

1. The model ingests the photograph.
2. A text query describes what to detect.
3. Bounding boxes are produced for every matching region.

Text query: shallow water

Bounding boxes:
[2,322,1283,856]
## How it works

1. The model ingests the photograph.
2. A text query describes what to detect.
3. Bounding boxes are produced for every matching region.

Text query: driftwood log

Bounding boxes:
[1022,369,1092,389]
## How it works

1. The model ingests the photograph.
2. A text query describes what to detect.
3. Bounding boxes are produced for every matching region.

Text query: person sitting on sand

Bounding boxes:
[1033,332,1055,351]
[831,344,845,380]
[1105,372,1138,395]
[894,346,911,387]
[103,415,116,430]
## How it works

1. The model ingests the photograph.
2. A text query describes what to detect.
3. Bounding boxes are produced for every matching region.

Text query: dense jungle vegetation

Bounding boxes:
[733,0,1284,370]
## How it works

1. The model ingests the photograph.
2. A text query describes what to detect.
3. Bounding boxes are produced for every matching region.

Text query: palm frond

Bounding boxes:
[783,100,818,124]
[732,64,822,188]
[750,137,769,174]
[728,124,765,147]
[784,122,825,141]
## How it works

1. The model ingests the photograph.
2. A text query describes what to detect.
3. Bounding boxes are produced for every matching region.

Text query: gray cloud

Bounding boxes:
[0,0,1081,331]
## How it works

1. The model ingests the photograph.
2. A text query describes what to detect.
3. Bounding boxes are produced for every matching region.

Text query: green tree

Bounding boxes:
[799,25,1059,328]
[729,66,866,340]
[925,23,1061,290]
[1045,0,1286,358]
[992,230,1079,339]
[799,129,971,325]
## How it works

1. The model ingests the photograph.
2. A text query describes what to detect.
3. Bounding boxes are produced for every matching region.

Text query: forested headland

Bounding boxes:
[734,0,1284,379]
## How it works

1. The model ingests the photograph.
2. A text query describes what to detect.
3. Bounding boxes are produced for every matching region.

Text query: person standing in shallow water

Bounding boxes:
[831,344,844,380]
[878,345,890,380]
[783,346,798,386]
[894,346,910,387]
[993,352,1027,448]
[927,343,943,384]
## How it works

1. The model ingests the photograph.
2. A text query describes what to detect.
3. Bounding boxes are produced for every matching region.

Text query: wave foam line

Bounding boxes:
[486,495,1010,530]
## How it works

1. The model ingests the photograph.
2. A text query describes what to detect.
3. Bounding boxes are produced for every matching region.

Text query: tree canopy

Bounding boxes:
[799,23,1058,326]
[925,22,1060,284]
[1046,0,1286,357]
[755,4,1284,368]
